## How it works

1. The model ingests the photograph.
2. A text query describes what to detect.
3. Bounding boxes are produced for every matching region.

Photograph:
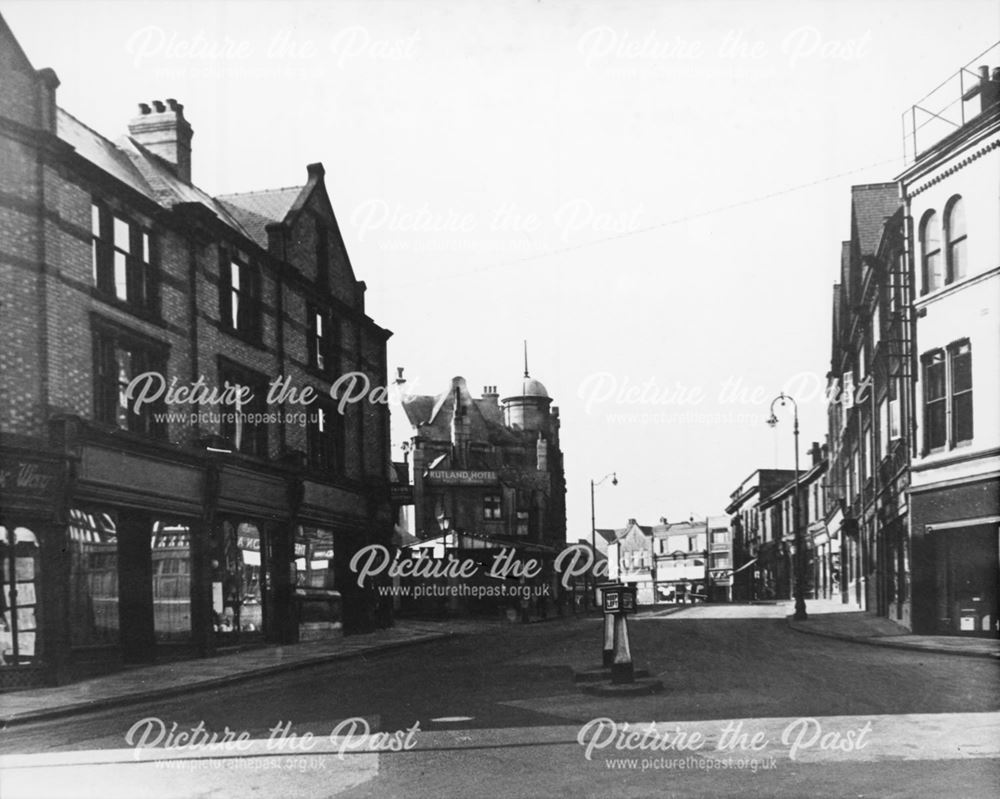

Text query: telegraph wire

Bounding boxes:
[389,153,905,288]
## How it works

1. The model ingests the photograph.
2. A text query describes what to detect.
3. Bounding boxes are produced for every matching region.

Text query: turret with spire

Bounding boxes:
[502,340,552,432]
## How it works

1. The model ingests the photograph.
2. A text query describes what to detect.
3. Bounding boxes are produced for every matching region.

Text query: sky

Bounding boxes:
[4,0,998,541]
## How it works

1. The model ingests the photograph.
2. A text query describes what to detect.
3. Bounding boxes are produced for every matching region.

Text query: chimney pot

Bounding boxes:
[129,98,194,183]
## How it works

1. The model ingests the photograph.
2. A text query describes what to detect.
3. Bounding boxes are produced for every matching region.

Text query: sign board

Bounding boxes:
[390,484,414,504]
[0,453,64,508]
[601,583,637,615]
[424,470,497,485]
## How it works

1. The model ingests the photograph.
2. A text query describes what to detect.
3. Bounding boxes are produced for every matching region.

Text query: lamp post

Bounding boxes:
[767,393,807,621]
[590,472,618,610]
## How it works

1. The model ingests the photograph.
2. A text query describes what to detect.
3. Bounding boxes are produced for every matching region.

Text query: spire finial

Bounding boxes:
[523,339,529,379]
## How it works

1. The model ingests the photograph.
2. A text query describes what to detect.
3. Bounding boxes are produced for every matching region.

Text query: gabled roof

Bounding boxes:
[652,519,706,537]
[402,376,518,445]
[594,528,617,545]
[56,107,253,241]
[851,183,900,260]
[216,186,305,249]
[122,137,251,234]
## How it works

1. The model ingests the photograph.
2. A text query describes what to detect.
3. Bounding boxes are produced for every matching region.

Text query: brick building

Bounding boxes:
[824,184,908,617]
[652,518,707,604]
[0,16,393,688]
[395,369,566,616]
[724,469,795,601]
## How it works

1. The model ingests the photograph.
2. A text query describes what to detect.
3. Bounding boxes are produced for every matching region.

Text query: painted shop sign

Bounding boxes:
[0,455,63,503]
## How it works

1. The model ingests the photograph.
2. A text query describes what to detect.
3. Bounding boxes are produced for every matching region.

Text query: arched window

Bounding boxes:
[920,211,942,293]
[944,196,967,283]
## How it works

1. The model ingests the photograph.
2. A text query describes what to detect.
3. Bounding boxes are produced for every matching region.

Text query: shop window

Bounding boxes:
[944,196,967,284]
[91,201,158,313]
[0,526,41,666]
[920,210,942,294]
[93,323,168,438]
[218,359,269,456]
[219,249,261,341]
[294,526,335,590]
[483,494,503,520]
[213,521,266,634]
[151,522,192,642]
[307,398,345,472]
[68,508,119,647]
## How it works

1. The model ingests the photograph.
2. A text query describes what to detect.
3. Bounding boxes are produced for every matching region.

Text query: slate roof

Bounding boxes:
[402,377,520,445]
[57,108,155,200]
[216,187,305,249]
[56,107,302,250]
[851,183,901,258]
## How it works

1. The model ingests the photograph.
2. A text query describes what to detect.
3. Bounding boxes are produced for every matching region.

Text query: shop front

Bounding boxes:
[0,446,70,689]
[910,478,999,637]
[1,418,390,690]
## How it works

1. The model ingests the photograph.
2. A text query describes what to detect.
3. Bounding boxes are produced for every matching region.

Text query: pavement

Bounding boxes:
[2,601,996,729]
[786,597,1000,659]
[0,619,484,727]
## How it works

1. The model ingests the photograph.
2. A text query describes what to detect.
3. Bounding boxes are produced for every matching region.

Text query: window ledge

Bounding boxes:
[90,287,162,325]
[218,322,266,350]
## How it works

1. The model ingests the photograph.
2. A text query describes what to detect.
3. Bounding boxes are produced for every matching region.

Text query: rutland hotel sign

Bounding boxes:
[424,470,497,486]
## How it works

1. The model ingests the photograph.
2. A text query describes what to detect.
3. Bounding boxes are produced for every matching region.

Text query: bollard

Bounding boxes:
[603,611,615,667]
[610,612,635,684]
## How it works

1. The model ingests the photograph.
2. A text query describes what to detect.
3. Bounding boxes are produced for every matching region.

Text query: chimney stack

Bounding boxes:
[810,441,822,466]
[128,99,193,182]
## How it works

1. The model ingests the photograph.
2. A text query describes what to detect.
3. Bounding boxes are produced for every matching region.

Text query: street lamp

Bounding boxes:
[767,392,807,621]
[590,472,618,609]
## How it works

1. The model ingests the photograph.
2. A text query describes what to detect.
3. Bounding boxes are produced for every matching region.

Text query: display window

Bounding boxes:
[68,509,120,647]
[151,521,192,642]
[212,520,267,635]
[0,525,41,666]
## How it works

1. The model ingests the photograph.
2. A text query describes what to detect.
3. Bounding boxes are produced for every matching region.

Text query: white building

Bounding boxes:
[900,56,999,636]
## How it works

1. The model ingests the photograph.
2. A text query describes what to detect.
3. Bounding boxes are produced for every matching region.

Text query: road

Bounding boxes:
[1,603,998,798]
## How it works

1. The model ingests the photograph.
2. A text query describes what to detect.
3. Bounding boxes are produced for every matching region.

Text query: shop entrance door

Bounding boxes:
[943,525,999,637]
[213,521,273,644]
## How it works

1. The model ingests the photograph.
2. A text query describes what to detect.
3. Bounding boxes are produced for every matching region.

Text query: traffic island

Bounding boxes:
[578,583,664,696]
[573,665,650,683]
[580,677,664,696]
